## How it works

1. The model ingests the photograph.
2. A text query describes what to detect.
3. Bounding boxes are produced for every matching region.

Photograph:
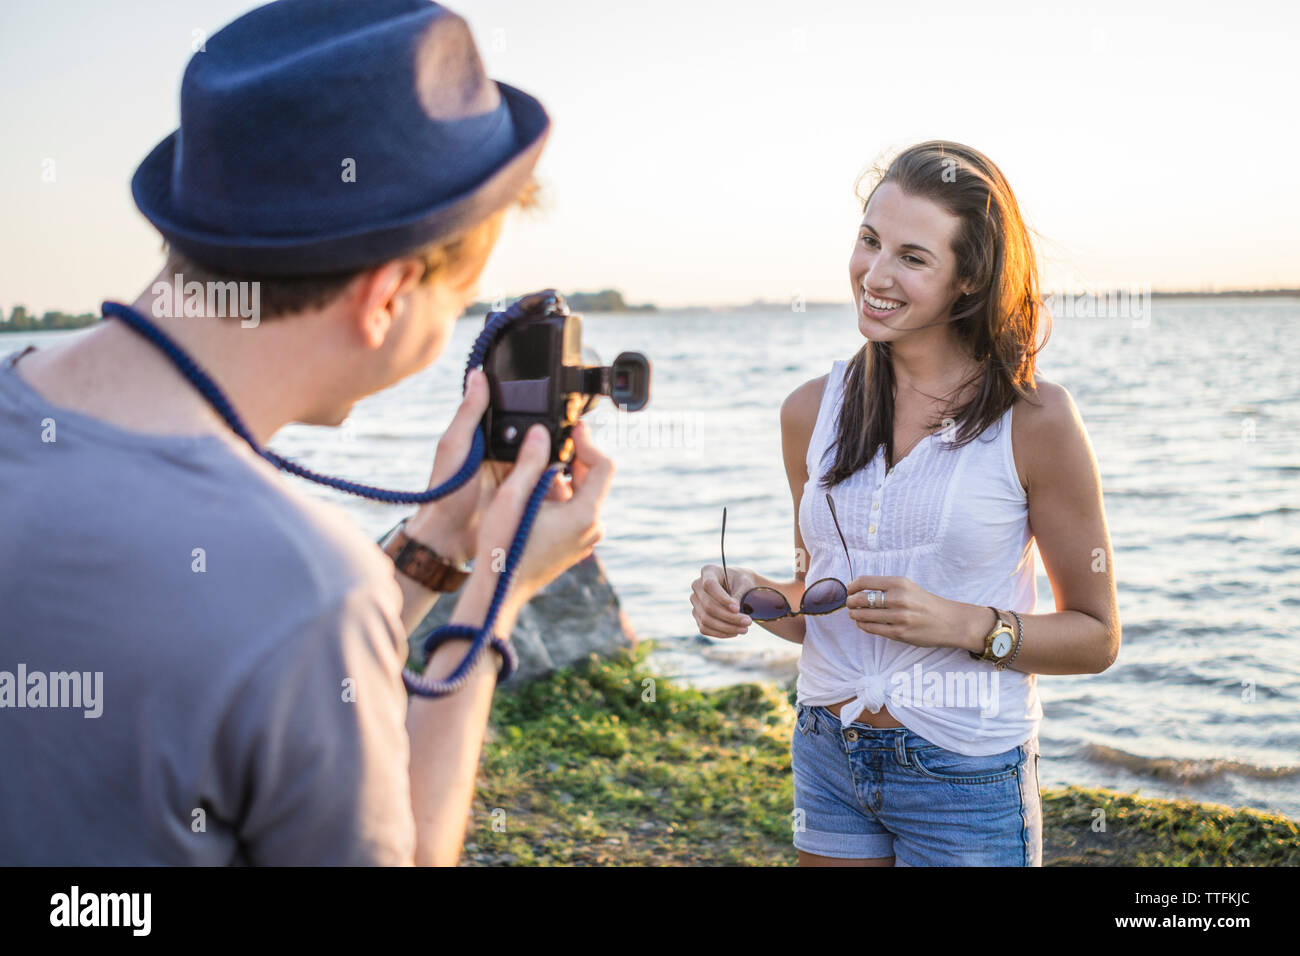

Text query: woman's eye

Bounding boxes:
[860,235,924,265]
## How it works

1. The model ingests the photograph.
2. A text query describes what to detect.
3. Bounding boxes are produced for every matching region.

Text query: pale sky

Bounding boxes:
[2,0,1296,315]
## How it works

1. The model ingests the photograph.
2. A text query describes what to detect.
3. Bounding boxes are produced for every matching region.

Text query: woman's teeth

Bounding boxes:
[863,292,904,312]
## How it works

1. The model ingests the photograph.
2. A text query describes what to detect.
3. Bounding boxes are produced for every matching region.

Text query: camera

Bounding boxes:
[479,290,651,464]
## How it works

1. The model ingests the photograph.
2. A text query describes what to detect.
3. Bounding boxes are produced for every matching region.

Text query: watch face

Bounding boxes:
[993,632,1013,657]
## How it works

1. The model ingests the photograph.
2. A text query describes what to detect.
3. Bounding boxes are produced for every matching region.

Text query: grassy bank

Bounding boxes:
[460,644,1299,866]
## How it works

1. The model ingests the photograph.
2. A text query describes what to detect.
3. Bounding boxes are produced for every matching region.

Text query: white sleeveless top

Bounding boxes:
[795,358,1042,755]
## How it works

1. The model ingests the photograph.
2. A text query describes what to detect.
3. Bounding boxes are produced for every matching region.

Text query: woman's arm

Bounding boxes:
[747,375,832,645]
[961,381,1121,674]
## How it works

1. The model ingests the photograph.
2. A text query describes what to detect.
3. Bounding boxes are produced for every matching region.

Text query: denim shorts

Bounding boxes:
[791,704,1042,866]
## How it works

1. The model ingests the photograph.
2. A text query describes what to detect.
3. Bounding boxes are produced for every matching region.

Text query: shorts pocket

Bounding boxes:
[795,705,818,736]
[908,744,1021,784]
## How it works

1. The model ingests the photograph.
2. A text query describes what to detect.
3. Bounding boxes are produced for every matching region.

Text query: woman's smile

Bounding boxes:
[861,288,907,320]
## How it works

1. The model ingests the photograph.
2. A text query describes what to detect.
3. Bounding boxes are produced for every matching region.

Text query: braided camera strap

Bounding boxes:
[101,296,565,697]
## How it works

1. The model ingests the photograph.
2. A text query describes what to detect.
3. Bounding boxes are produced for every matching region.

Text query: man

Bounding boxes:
[0,0,612,865]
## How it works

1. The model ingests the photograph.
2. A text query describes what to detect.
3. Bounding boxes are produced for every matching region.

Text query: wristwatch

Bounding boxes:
[380,517,472,593]
[969,606,1016,667]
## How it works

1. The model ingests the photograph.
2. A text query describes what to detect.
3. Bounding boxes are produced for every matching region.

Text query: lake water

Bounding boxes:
[6,297,1299,821]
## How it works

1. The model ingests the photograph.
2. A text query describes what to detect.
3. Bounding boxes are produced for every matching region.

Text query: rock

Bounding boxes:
[385,523,637,686]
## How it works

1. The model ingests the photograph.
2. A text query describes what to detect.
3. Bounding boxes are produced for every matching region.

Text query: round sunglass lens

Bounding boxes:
[801,579,847,615]
[741,588,790,621]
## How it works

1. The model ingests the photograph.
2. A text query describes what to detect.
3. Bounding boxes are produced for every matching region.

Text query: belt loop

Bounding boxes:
[894,732,908,766]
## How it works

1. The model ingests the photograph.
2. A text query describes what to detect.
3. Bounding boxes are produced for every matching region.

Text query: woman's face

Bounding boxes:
[848,181,972,341]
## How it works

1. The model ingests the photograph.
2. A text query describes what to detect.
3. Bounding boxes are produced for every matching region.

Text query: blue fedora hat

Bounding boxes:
[131,0,549,275]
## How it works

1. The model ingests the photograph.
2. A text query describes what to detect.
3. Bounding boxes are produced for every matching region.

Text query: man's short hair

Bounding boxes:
[161,176,540,320]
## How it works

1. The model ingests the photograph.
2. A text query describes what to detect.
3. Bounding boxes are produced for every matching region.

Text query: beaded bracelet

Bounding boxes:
[999,610,1025,671]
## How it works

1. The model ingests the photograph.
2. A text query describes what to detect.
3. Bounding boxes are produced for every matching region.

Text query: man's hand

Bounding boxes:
[406,366,571,565]
[472,418,612,608]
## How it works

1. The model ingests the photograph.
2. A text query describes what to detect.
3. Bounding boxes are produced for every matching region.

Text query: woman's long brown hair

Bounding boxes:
[818,140,1051,490]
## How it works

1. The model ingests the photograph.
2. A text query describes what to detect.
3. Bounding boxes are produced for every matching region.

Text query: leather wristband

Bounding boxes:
[381,517,472,593]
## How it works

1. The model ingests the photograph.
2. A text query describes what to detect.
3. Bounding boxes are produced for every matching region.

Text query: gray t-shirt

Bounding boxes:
[0,344,416,864]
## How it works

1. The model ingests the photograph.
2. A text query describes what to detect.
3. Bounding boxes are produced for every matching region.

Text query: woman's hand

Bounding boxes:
[845,575,971,650]
[690,564,755,638]
[408,368,572,566]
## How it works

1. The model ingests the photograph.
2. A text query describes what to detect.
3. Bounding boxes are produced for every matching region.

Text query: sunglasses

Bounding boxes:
[721,493,856,621]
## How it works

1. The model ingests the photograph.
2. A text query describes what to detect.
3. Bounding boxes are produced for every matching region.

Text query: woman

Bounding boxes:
[690,141,1120,866]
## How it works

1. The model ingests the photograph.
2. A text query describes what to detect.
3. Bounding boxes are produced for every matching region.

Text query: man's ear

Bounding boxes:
[352,258,425,349]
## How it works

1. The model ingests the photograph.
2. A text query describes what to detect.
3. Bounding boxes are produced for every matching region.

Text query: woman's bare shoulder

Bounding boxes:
[779,373,830,489]
[1012,375,1084,493]
[780,373,830,436]
[1015,374,1073,424]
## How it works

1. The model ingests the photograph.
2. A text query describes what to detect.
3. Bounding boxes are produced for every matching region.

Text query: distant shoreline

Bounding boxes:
[708,289,1300,313]
[1145,289,1300,298]
[4,288,1298,333]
